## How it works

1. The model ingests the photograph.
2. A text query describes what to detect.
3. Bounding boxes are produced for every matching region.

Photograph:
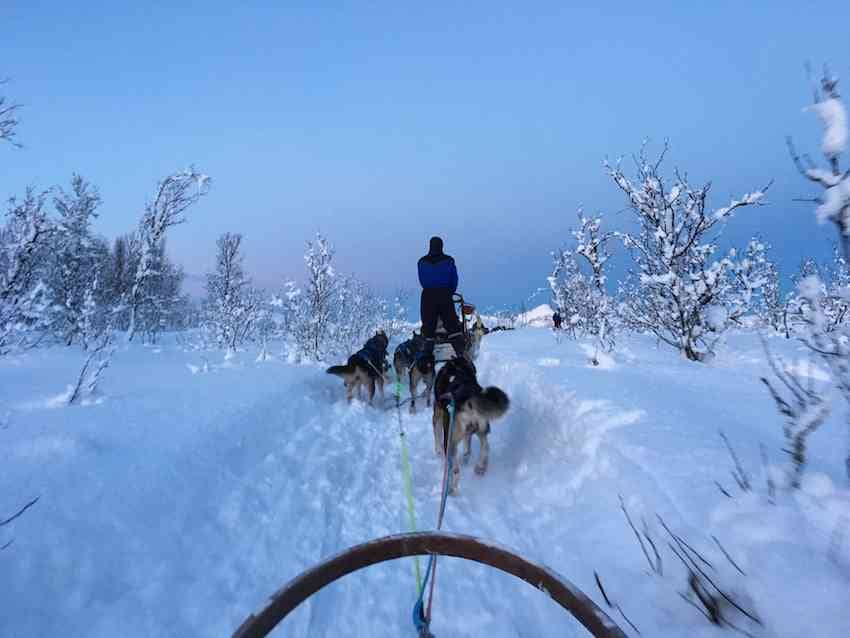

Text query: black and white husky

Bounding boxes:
[326,331,389,404]
[432,357,510,494]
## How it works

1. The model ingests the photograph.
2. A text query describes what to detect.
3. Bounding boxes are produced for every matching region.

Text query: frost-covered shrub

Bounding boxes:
[607,144,768,361]
[293,233,337,360]
[202,233,265,355]
[289,233,408,361]
[788,66,849,258]
[548,212,617,362]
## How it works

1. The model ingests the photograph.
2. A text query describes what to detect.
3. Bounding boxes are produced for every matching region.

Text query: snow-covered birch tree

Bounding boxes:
[548,248,587,339]
[0,189,53,354]
[48,175,103,346]
[759,251,784,332]
[295,233,337,360]
[204,232,255,356]
[126,168,209,341]
[574,212,616,360]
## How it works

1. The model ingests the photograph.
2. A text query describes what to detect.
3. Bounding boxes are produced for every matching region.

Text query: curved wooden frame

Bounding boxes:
[232,532,626,638]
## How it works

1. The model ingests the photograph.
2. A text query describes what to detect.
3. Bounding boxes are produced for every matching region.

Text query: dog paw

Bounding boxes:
[474,463,487,476]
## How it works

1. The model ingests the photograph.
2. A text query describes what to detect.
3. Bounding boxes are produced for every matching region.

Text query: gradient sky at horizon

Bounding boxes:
[5,1,850,310]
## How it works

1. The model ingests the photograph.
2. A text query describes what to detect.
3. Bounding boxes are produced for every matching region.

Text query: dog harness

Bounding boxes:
[353,335,388,378]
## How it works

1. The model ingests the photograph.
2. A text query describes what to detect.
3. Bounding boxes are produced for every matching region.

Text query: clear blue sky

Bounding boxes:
[4,1,849,309]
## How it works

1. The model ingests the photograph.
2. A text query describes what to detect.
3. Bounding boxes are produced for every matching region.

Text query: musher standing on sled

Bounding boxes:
[418,236,465,360]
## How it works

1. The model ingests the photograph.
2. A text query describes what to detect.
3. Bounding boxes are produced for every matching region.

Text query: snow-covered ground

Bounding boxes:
[2,330,849,637]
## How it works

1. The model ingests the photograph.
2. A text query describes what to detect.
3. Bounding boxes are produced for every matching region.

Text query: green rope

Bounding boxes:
[396,379,423,594]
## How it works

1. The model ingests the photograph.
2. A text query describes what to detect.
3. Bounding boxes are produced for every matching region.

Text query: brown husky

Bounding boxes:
[432,357,510,494]
[326,331,389,404]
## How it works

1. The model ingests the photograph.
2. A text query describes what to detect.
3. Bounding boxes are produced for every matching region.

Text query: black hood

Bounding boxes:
[428,236,444,256]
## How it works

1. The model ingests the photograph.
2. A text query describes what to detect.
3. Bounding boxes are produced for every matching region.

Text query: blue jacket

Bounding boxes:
[418,254,458,292]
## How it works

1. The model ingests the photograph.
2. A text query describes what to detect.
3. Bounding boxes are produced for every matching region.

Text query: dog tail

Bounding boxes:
[326,364,354,377]
[475,386,510,420]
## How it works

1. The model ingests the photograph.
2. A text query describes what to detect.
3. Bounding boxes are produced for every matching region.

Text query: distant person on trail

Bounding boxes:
[418,236,465,360]
[552,311,563,330]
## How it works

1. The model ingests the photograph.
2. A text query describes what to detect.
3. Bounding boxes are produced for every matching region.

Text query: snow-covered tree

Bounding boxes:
[607,144,768,361]
[269,279,301,344]
[295,233,337,360]
[0,189,53,355]
[782,251,850,337]
[203,233,260,355]
[334,274,381,356]
[134,239,187,342]
[771,64,850,481]
[378,287,410,342]
[126,168,209,341]
[548,248,587,338]
[725,238,774,328]
[47,175,104,346]
[787,66,849,260]
[574,212,616,360]
[548,211,617,362]
[0,79,21,148]
[107,236,130,312]
[759,253,784,332]
[66,331,114,406]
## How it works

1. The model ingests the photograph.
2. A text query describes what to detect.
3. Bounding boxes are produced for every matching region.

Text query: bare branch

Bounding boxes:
[715,481,733,498]
[620,495,658,574]
[0,79,22,148]
[712,535,746,577]
[660,517,761,625]
[759,443,775,504]
[0,496,39,527]
[594,571,642,635]
[594,571,612,607]
[641,517,663,575]
[719,430,751,491]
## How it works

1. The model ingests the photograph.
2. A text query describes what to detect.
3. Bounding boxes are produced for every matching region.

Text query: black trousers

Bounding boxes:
[420,288,465,357]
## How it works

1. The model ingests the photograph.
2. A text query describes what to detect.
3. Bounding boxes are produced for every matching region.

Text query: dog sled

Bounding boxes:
[433,293,477,363]
[232,531,626,638]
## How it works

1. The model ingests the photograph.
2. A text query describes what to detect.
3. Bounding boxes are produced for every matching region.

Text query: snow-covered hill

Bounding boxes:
[521,303,555,327]
[1,331,848,637]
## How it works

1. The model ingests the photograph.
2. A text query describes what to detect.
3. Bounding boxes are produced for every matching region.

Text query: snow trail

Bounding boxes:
[3,331,850,637]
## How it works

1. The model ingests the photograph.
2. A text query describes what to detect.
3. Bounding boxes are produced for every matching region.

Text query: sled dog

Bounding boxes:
[432,357,510,494]
[393,332,435,413]
[468,314,487,360]
[326,331,389,404]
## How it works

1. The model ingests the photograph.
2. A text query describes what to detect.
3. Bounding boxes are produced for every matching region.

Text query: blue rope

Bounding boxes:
[412,556,435,636]
[412,399,456,638]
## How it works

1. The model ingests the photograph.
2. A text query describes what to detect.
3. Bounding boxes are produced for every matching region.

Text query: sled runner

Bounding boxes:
[433,293,476,363]
[232,531,626,638]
